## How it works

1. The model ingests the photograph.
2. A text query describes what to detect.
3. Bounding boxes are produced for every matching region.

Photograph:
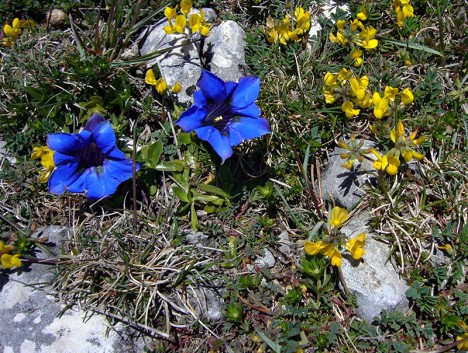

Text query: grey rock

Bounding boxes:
[254,248,276,269]
[0,226,144,352]
[139,19,202,105]
[203,20,248,82]
[185,230,210,247]
[187,287,223,322]
[340,212,410,322]
[278,231,292,255]
[138,10,248,106]
[321,140,375,209]
[0,140,16,164]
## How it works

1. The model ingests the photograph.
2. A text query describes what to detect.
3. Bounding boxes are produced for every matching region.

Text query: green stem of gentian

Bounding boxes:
[132,117,138,230]
[435,0,446,66]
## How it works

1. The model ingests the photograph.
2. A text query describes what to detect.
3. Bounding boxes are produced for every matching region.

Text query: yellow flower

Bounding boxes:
[0,241,12,255]
[174,14,187,33]
[350,48,363,67]
[145,69,158,85]
[402,4,414,17]
[304,240,342,267]
[358,25,378,49]
[390,122,426,162]
[171,82,182,93]
[164,5,178,19]
[372,92,390,119]
[145,69,168,94]
[342,100,360,118]
[341,159,355,170]
[323,88,338,104]
[294,7,311,35]
[4,18,23,39]
[338,68,352,81]
[329,30,347,45]
[384,86,399,101]
[31,146,55,183]
[351,19,364,32]
[324,72,338,86]
[457,333,468,350]
[189,10,210,36]
[336,20,346,30]
[180,0,192,15]
[400,88,414,105]
[155,78,167,94]
[3,18,34,46]
[330,206,348,229]
[349,76,369,100]
[1,253,22,269]
[267,16,294,45]
[369,148,400,175]
[356,92,372,108]
[357,4,368,21]
[346,233,366,260]
[438,244,454,255]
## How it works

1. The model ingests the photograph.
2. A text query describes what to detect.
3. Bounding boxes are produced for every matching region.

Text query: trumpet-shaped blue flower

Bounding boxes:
[47,113,139,200]
[176,69,270,162]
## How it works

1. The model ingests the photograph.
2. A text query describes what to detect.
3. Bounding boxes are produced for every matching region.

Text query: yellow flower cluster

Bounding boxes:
[164,0,210,36]
[31,146,55,183]
[369,121,425,175]
[145,69,182,95]
[329,19,378,67]
[304,207,366,267]
[2,18,34,47]
[456,320,468,351]
[323,70,414,120]
[338,135,370,170]
[0,240,21,269]
[266,7,311,45]
[372,86,414,119]
[323,68,372,118]
[393,0,415,27]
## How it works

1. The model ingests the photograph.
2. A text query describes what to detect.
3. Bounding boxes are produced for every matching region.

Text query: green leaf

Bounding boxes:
[192,193,224,204]
[147,140,163,167]
[197,183,230,198]
[257,331,282,353]
[155,160,185,172]
[178,132,193,145]
[378,36,443,57]
[172,186,189,203]
[191,203,198,230]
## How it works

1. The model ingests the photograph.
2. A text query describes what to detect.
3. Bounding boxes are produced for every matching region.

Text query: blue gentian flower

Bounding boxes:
[175,69,270,162]
[47,113,139,200]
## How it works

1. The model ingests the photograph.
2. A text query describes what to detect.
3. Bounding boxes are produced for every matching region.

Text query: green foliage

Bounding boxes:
[0,0,467,351]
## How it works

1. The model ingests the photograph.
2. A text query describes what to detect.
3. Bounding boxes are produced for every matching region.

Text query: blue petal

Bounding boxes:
[47,132,91,155]
[193,90,207,107]
[67,159,136,199]
[194,126,233,162]
[92,121,117,154]
[231,102,261,119]
[198,70,227,103]
[106,146,127,160]
[231,76,260,109]
[228,117,271,147]
[105,158,135,182]
[53,151,80,166]
[48,163,81,195]
[68,167,121,200]
[84,113,106,131]
[176,105,207,132]
[225,81,237,97]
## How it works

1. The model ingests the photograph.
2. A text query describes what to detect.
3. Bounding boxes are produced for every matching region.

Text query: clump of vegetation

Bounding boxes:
[1,0,466,352]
